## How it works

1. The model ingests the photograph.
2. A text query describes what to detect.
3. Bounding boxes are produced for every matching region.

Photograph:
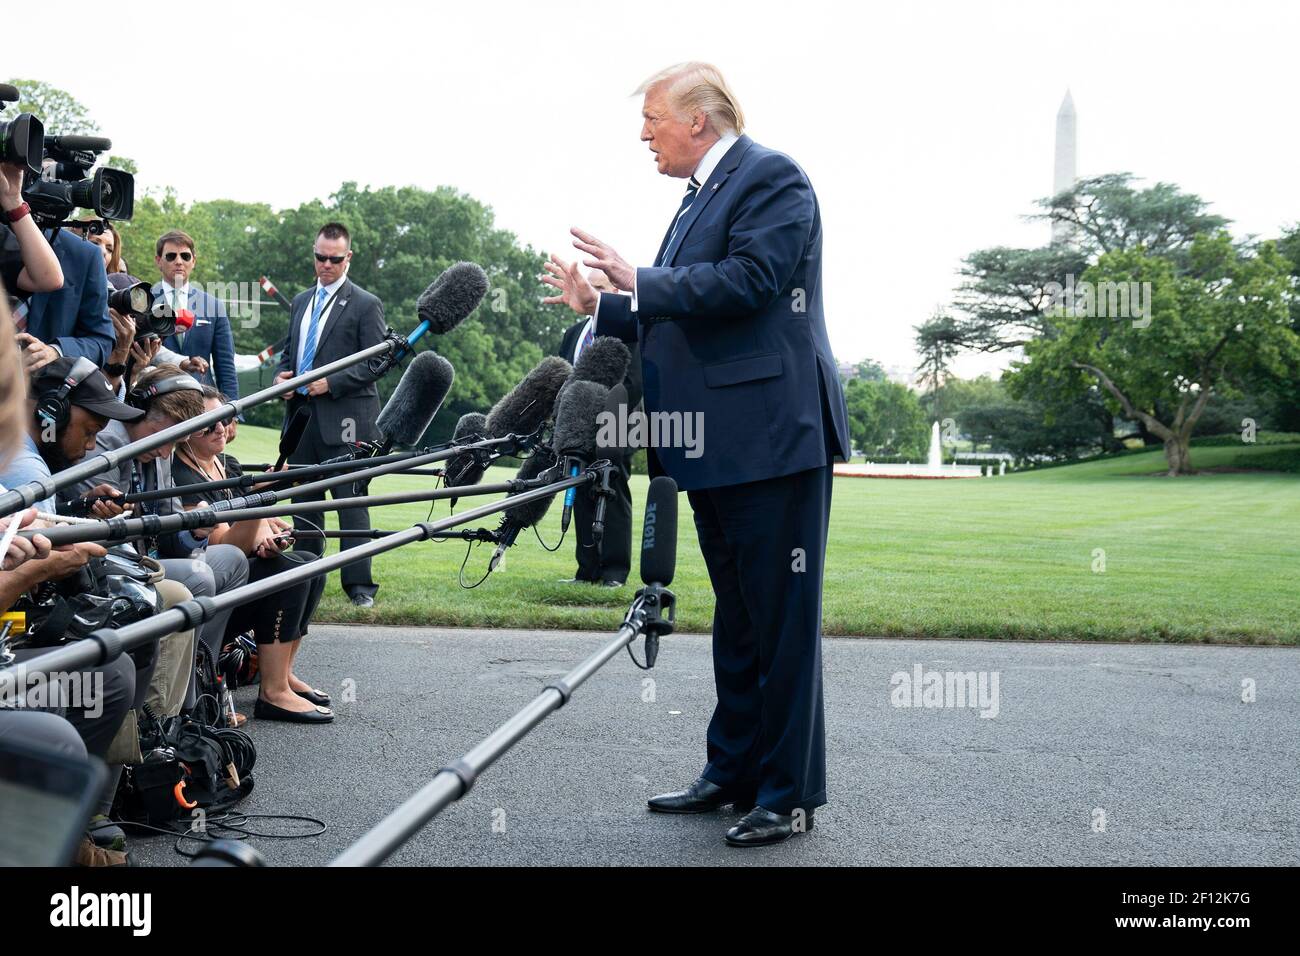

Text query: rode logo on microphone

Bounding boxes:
[642,502,657,551]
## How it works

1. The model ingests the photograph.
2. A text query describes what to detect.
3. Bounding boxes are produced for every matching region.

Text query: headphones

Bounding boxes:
[34,357,99,437]
[126,372,203,411]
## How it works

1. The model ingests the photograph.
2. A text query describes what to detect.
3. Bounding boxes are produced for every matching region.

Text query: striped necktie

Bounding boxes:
[658,176,701,266]
[576,322,595,361]
[297,286,330,395]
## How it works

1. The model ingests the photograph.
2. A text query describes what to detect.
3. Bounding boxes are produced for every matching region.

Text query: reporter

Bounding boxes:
[172,388,330,724]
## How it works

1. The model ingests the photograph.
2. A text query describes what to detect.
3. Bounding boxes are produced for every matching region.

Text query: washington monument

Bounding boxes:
[1052,90,1077,245]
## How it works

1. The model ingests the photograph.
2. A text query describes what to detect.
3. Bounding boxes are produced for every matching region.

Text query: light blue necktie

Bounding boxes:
[297,286,330,395]
[576,322,595,361]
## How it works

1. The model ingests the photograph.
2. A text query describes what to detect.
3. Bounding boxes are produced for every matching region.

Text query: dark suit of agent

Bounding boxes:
[557,312,643,585]
[544,64,849,847]
[274,222,386,606]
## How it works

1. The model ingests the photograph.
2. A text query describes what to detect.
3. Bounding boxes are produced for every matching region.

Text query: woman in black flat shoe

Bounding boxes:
[172,388,331,723]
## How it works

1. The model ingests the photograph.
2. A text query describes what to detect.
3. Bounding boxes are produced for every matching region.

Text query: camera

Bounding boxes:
[0,84,134,228]
[108,280,178,340]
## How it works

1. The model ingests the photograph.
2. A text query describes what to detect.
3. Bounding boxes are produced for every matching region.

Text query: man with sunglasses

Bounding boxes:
[273,222,386,607]
[151,230,239,402]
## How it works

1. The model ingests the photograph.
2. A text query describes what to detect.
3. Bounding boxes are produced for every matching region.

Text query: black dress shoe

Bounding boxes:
[725,806,814,847]
[295,687,331,706]
[254,697,334,723]
[350,593,375,608]
[647,777,757,814]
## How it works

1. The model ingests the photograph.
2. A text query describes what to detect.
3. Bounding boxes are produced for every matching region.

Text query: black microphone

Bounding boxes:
[554,336,631,415]
[382,262,489,370]
[373,351,455,455]
[444,412,489,508]
[488,451,558,572]
[45,134,113,153]
[640,475,679,667]
[485,356,573,440]
[552,380,609,535]
[274,406,312,471]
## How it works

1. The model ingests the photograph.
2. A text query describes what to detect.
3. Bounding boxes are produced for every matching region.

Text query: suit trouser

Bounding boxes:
[572,452,634,583]
[688,461,833,815]
[288,424,378,599]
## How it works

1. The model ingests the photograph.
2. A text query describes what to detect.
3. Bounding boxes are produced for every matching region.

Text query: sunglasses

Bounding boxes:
[314,252,347,264]
[163,251,193,262]
[195,418,234,437]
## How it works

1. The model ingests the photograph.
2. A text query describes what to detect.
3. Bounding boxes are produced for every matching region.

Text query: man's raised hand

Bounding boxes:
[541,254,599,316]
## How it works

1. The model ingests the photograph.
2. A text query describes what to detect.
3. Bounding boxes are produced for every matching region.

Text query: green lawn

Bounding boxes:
[224,426,1300,644]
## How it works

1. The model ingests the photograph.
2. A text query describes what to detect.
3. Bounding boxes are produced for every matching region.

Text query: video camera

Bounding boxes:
[0,83,134,229]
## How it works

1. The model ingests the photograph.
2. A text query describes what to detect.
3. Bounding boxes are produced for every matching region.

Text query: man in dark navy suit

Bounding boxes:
[543,62,849,846]
[17,228,115,369]
[152,230,239,399]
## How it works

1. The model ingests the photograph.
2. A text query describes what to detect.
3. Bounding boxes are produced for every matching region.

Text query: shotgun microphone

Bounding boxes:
[639,475,679,667]
[485,356,572,439]
[445,412,489,507]
[552,381,609,536]
[373,351,455,454]
[487,451,558,572]
[274,406,312,470]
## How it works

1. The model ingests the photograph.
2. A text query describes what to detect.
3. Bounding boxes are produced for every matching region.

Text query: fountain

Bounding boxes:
[833,421,986,479]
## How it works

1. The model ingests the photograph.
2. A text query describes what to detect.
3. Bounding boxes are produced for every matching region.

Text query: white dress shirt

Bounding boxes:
[597,132,739,327]
[296,272,348,369]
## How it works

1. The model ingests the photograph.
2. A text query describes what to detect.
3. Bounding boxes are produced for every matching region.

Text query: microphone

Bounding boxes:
[552,380,610,536]
[174,308,196,333]
[571,336,630,390]
[274,406,312,471]
[485,356,573,440]
[383,262,488,370]
[639,475,679,667]
[488,451,558,572]
[444,412,489,507]
[44,134,113,153]
[373,351,455,455]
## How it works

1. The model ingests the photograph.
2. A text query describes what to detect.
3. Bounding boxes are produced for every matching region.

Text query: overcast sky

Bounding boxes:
[8,0,1298,379]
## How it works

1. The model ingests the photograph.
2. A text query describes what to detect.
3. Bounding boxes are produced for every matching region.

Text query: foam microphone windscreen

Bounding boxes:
[640,476,678,586]
[502,450,558,529]
[375,351,455,448]
[417,262,490,335]
[485,356,573,439]
[551,380,609,459]
[444,412,489,489]
[571,336,630,389]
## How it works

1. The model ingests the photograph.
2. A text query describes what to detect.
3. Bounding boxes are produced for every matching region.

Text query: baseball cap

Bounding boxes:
[31,356,145,423]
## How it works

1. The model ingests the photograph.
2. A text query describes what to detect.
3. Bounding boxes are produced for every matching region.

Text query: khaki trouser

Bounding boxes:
[105,579,197,766]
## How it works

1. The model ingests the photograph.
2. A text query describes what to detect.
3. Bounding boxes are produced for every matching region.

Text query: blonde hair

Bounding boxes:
[635,62,745,137]
[0,287,28,468]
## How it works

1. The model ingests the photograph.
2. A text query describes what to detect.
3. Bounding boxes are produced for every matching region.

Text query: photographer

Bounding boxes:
[0,162,64,298]
[14,218,115,371]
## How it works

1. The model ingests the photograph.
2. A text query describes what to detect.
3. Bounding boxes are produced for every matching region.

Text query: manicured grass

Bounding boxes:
[226,427,1300,644]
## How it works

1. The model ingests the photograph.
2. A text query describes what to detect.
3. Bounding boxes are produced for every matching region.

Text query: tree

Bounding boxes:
[1008,233,1299,475]
[2,79,98,134]
[913,311,961,421]
[844,378,929,459]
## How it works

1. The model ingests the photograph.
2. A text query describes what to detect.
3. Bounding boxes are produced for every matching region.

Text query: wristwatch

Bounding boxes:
[104,362,128,377]
[4,202,31,223]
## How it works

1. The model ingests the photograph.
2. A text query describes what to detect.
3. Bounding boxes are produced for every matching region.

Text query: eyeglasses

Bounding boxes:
[163,251,193,262]
[314,252,347,264]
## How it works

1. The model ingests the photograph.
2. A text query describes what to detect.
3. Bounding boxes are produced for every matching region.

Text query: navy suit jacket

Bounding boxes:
[23,230,115,365]
[155,282,239,398]
[596,135,850,492]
